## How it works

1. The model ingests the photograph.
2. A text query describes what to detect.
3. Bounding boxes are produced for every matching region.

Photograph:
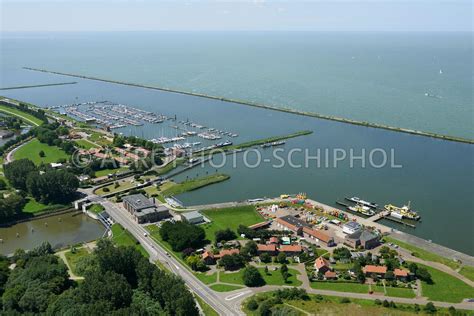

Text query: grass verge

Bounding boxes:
[161,173,230,197]
[201,205,264,243]
[111,223,149,258]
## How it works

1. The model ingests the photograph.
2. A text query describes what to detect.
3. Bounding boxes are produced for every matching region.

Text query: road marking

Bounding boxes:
[225,290,252,301]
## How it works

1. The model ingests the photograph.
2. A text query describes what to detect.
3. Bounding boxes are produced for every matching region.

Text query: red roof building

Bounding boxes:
[257,244,277,255]
[302,227,335,245]
[279,244,303,255]
[363,265,387,276]
[269,237,279,244]
[314,256,331,273]
[215,248,240,259]
[324,271,337,280]
[394,268,409,280]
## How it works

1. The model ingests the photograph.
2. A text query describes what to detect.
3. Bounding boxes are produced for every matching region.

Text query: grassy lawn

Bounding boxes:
[22,198,66,214]
[88,203,104,215]
[64,248,90,276]
[194,294,219,316]
[156,158,185,175]
[372,285,416,298]
[160,173,230,197]
[14,138,69,165]
[0,104,44,126]
[95,180,137,195]
[94,167,129,178]
[285,295,426,316]
[74,139,99,149]
[259,267,302,286]
[209,284,244,292]
[201,205,264,243]
[459,266,474,282]
[195,272,218,285]
[219,267,301,286]
[310,281,369,294]
[384,236,460,270]
[416,263,474,303]
[111,223,149,258]
[332,262,353,271]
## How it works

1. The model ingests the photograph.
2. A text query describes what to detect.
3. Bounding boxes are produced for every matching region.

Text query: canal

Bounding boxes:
[0,212,106,255]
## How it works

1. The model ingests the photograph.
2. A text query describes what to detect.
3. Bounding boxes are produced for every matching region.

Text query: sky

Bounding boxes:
[0,0,472,32]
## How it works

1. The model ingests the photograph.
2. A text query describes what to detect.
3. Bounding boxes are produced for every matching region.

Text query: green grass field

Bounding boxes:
[88,203,104,215]
[0,104,44,126]
[95,180,136,195]
[416,263,474,303]
[258,267,302,286]
[384,236,460,270]
[209,284,244,292]
[201,205,264,243]
[64,248,90,276]
[156,158,185,175]
[94,167,128,178]
[195,272,218,285]
[160,173,230,197]
[310,281,370,293]
[74,139,99,149]
[22,198,63,214]
[372,285,416,298]
[111,223,149,258]
[459,266,474,282]
[14,138,69,165]
[218,267,301,286]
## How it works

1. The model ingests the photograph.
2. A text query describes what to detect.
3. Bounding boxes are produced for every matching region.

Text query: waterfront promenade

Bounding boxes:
[189,197,474,267]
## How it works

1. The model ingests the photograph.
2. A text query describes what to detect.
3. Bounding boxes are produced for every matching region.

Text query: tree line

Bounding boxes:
[1,240,199,315]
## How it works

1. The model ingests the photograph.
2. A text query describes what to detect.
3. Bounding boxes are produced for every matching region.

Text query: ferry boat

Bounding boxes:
[348,203,375,216]
[345,197,378,209]
[385,202,420,220]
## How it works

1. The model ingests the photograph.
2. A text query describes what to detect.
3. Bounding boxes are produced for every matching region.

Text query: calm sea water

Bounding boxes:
[1,32,473,139]
[0,69,472,255]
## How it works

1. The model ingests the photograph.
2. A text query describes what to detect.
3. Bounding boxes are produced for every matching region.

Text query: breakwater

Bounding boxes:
[0,81,77,90]
[23,67,473,144]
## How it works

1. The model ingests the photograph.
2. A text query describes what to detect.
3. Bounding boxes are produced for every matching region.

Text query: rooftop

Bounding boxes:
[343,221,362,230]
[181,211,203,220]
[122,194,155,211]
[303,227,333,243]
[346,229,379,242]
[276,215,311,230]
[257,244,277,252]
[363,265,387,274]
[279,244,303,253]
[315,256,331,269]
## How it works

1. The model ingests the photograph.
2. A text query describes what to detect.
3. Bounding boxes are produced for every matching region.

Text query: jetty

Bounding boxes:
[22,67,474,144]
[0,82,77,90]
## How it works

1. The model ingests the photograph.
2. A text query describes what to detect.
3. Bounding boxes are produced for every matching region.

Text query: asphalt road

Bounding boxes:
[96,196,242,315]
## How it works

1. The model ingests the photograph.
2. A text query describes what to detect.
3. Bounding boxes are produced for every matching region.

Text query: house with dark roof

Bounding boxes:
[275,215,311,235]
[122,194,170,224]
[344,229,380,249]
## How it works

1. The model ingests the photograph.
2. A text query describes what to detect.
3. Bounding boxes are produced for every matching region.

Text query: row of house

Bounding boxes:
[275,215,335,246]
[202,248,240,265]
[257,243,303,256]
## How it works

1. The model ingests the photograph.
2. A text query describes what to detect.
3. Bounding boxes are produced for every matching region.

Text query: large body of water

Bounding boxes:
[1,32,472,139]
[0,67,472,255]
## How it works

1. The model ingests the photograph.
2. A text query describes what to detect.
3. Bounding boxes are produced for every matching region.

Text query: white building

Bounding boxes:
[342,221,362,235]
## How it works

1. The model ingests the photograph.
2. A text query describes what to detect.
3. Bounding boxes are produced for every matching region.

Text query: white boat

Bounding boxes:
[346,197,378,209]
[348,204,376,216]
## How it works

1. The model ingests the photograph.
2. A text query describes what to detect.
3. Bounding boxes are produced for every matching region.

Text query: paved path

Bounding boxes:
[5,138,33,163]
[55,249,84,281]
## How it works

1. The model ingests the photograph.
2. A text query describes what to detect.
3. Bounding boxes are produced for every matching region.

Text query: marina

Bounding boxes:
[3,67,473,256]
